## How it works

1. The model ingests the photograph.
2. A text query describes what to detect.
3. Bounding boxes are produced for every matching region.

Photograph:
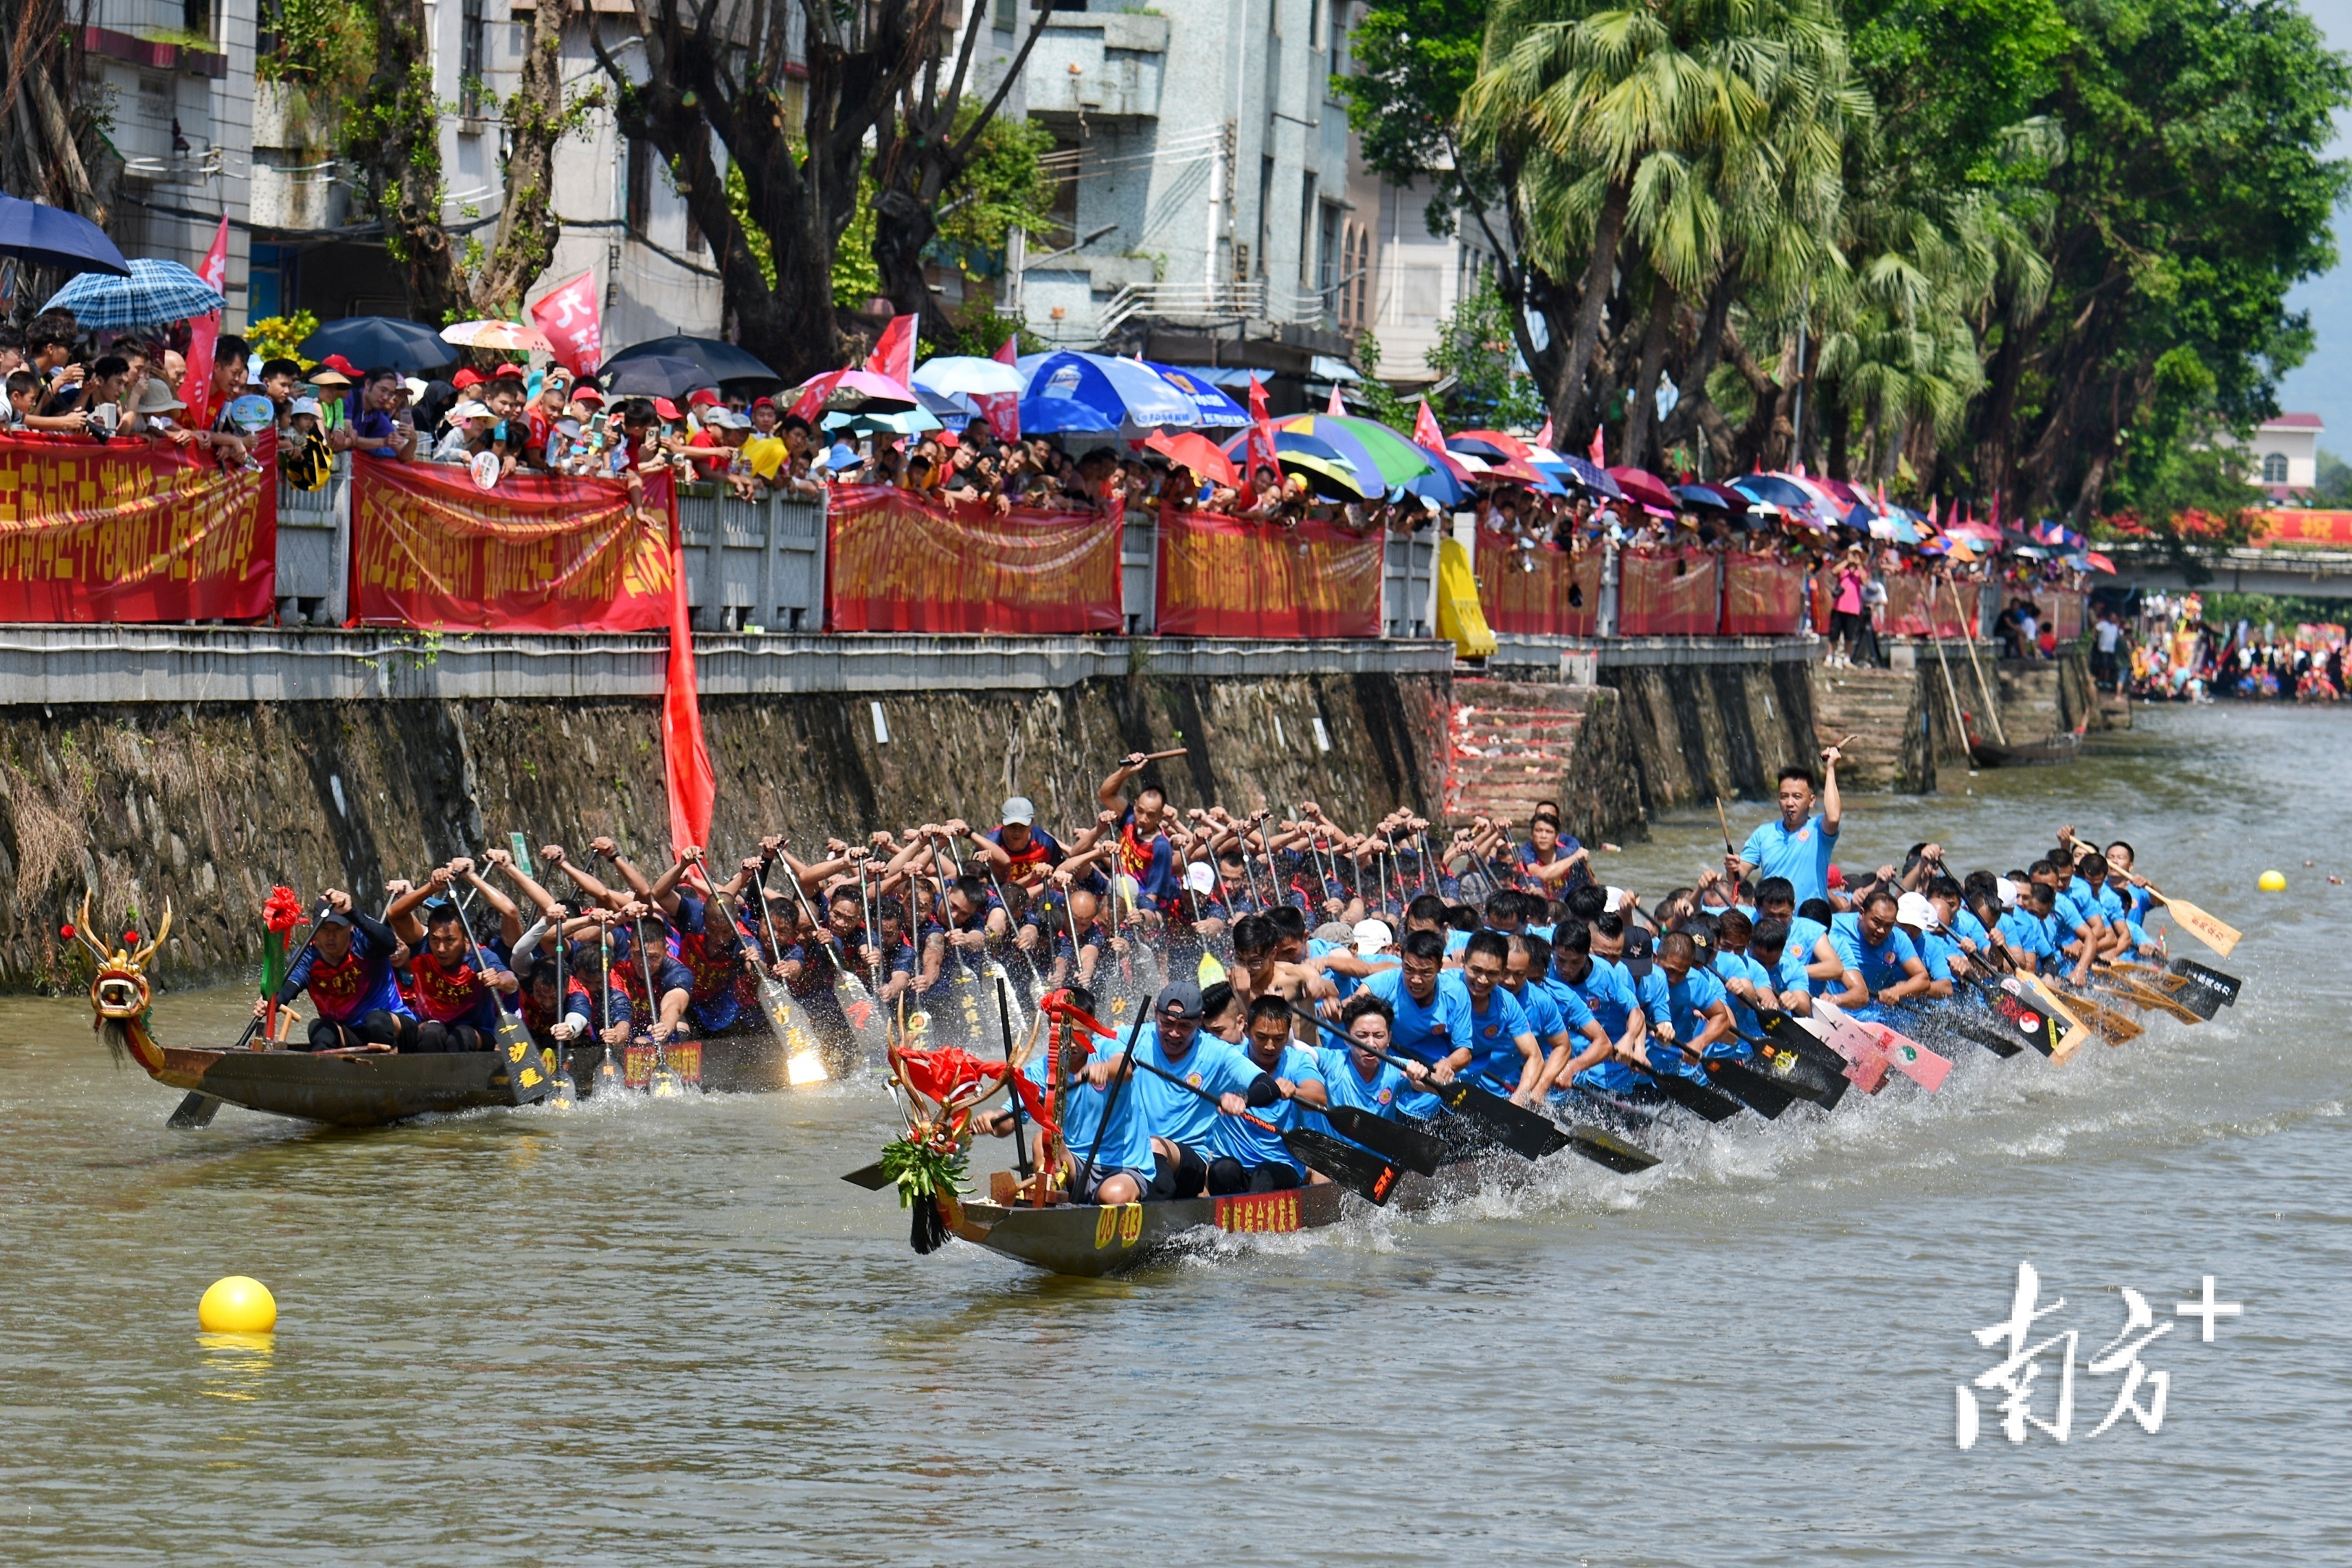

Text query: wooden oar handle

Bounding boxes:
[1128,1054,1281,1133]
[1142,748,1189,762]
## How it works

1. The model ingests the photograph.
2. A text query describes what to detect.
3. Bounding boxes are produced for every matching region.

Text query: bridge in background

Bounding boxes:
[2100,542,2352,599]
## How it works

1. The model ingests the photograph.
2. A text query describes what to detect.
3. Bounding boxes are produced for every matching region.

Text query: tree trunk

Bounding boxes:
[468,0,591,315]
[1621,277,1674,471]
[1554,177,1631,442]
[1657,264,1739,453]
[353,0,461,321]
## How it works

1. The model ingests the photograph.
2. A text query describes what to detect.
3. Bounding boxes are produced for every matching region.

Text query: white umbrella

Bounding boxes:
[912,355,1028,396]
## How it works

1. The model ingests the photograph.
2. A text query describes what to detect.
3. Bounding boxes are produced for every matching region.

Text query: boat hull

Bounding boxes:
[941,1180,1349,1276]
[163,1045,525,1128]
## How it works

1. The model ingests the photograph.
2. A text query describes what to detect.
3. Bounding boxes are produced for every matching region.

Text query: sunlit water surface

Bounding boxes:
[3,703,2348,1564]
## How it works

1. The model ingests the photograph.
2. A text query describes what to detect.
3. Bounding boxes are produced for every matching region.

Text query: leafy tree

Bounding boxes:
[1426,276,1548,429]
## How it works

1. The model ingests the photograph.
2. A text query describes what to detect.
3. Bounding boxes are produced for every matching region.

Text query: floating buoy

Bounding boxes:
[2258,870,2288,892]
[198,1275,277,1333]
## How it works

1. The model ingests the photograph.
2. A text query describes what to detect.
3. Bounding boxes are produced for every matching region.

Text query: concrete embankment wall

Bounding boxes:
[0,631,1449,992]
[1812,644,2121,793]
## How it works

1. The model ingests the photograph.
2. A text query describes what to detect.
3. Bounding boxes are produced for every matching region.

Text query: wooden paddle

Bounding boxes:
[1813,997,1950,1091]
[1714,796,1737,861]
[451,894,552,1105]
[2144,884,2241,958]
[2042,980,2145,1045]
[2023,974,2096,1064]
[2093,974,2203,1026]
[1126,1055,1401,1206]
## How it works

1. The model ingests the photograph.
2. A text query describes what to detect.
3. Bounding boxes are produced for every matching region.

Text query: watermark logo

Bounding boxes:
[1957,1263,2243,1448]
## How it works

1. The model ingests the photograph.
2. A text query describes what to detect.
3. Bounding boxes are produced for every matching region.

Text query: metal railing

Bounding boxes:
[1035,280,1333,346]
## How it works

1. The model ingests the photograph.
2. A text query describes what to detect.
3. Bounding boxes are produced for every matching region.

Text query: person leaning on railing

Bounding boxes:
[327,367,417,463]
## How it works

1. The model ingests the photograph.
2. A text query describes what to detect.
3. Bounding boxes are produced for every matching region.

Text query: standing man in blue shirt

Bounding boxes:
[1728,748,1845,907]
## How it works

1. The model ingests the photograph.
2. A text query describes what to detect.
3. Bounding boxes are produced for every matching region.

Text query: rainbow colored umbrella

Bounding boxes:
[1274,413,1440,489]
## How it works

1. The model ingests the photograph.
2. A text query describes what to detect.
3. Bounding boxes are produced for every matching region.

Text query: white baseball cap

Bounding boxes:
[1352,918,1394,956]
[1995,877,2019,909]
[1001,796,1036,826]
[1895,890,1937,931]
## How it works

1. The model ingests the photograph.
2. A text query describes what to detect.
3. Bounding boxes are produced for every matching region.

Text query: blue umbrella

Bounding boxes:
[41,257,221,328]
[0,193,128,278]
[1019,351,1197,435]
[299,315,457,376]
[1143,362,1249,427]
[1555,454,1624,500]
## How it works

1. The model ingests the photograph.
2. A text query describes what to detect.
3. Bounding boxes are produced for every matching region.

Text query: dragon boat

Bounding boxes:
[935,1181,1351,1277]
[80,895,550,1128]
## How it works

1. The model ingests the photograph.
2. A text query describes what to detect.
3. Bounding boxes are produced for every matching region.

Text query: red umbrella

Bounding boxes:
[786,367,918,417]
[2084,550,2117,574]
[1145,430,1238,487]
[1451,428,1534,461]
[1608,466,1681,514]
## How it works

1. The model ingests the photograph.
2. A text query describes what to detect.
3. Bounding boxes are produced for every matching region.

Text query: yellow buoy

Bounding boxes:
[2258,870,2288,892]
[198,1275,277,1334]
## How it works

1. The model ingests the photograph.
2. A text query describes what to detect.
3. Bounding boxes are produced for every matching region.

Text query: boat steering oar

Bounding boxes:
[1124,1054,1402,1207]
[1282,1001,1657,1175]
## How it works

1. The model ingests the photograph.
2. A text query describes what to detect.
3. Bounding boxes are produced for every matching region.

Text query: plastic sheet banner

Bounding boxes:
[0,430,276,621]
[1881,572,1971,638]
[1618,549,1720,636]
[1155,508,1385,638]
[1474,527,1600,636]
[349,456,676,630]
[1722,557,1807,636]
[828,484,1121,634]
[2038,589,2085,639]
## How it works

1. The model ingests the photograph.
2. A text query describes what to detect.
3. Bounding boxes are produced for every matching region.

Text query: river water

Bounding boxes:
[3,702,2346,1565]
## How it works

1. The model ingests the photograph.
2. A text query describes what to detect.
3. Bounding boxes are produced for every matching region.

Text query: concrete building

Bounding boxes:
[972,0,1363,409]
[78,0,258,317]
[2245,412,2321,502]
[240,1,721,341]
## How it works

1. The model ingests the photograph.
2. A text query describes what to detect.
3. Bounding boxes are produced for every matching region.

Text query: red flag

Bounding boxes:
[974,391,1021,442]
[662,518,714,861]
[1325,382,1345,416]
[993,334,1019,366]
[1413,399,1445,450]
[866,312,917,385]
[181,216,230,430]
[529,270,604,375]
[1241,374,1280,504]
[1535,416,1555,448]
[1588,425,1605,466]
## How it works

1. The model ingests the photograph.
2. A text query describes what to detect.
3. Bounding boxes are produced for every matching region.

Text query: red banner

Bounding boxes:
[1473,527,1599,636]
[1155,508,1385,638]
[1618,548,1720,636]
[1723,556,1806,635]
[827,484,1121,634]
[348,457,676,630]
[1882,571,1970,637]
[2256,510,2352,545]
[0,430,276,621]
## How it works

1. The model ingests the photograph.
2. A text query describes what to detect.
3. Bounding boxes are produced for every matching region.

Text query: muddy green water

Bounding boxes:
[3,702,2346,1565]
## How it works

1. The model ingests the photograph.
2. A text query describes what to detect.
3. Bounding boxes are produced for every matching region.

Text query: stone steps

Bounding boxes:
[1811,665,1919,791]
[1448,678,1595,825]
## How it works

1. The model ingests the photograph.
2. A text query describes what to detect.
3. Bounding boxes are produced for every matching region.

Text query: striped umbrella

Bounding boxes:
[41,257,221,328]
[1274,412,1440,489]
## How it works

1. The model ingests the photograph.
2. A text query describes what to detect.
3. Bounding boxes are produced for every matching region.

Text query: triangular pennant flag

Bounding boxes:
[1588,426,1605,466]
[1535,417,1554,448]
[1326,382,1346,416]
[1414,399,1445,450]
[992,334,1019,366]
[865,312,916,385]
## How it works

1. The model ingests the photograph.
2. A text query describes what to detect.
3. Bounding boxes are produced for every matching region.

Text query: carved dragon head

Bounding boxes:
[80,890,171,1021]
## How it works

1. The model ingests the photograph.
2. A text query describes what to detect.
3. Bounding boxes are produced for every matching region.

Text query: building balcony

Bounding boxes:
[1024,13,1168,122]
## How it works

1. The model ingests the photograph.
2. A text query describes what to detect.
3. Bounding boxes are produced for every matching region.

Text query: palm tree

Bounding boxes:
[1464,0,1861,447]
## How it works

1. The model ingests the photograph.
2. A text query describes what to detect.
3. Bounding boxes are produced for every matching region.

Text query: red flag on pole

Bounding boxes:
[1241,375,1280,504]
[181,216,231,430]
[866,313,917,385]
[529,270,605,375]
[1413,399,1445,450]
[662,519,714,861]
[1535,416,1555,448]
[992,334,1019,366]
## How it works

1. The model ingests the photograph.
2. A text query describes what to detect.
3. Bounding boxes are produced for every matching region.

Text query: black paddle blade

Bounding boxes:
[493,1015,553,1105]
[1563,1124,1661,1174]
[1747,1034,1848,1108]
[1322,1104,1444,1176]
[842,1161,893,1191]
[166,1091,223,1129]
[1285,1128,1401,1207]
[1979,981,2060,1055]
[2165,959,2239,1018]
[1652,1071,1745,1123]
[1427,1078,1573,1161]
[1702,1057,1794,1118]
[1947,1012,2027,1058]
